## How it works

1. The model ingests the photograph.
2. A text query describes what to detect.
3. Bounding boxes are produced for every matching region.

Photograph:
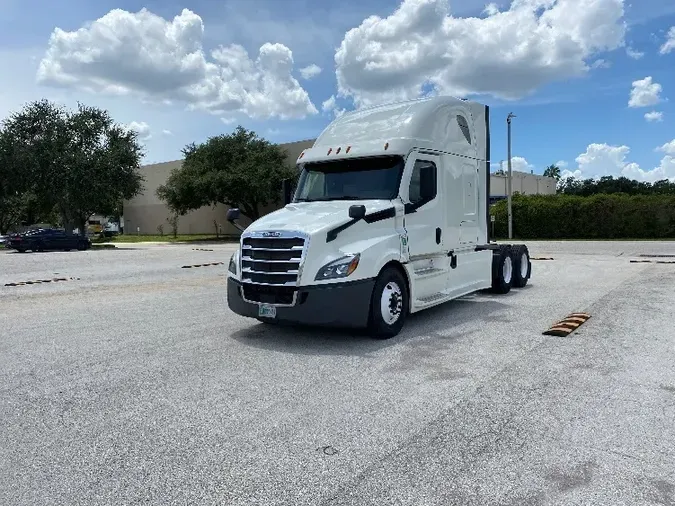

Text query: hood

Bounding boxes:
[245,199,395,236]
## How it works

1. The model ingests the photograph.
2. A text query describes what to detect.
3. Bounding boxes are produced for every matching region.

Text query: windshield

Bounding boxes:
[293,155,404,202]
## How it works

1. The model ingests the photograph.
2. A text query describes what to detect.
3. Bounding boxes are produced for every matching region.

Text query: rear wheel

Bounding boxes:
[511,244,531,288]
[491,245,513,294]
[368,266,408,339]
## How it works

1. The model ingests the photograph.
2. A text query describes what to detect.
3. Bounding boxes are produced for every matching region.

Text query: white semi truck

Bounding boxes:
[226,95,531,338]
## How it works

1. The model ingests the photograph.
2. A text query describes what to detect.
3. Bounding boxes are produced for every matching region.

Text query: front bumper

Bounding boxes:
[227,277,376,329]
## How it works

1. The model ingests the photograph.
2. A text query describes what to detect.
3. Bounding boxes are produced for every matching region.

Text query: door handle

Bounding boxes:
[435,227,442,244]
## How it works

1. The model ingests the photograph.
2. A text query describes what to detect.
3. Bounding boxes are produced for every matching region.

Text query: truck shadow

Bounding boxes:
[229,294,512,357]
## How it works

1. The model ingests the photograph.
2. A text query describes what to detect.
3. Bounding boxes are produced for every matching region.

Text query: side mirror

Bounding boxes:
[282,179,293,206]
[226,208,245,232]
[348,204,366,221]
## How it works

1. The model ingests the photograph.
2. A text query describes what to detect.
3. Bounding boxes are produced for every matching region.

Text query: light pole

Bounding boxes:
[506,112,516,240]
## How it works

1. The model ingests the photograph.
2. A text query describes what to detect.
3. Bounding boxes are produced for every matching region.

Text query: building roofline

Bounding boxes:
[140,138,317,168]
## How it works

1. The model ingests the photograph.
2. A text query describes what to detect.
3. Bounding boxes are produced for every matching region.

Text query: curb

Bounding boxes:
[5,277,80,287]
[181,262,224,269]
[630,259,675,264]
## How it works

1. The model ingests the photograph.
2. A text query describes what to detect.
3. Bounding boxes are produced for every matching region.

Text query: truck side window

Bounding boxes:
[456,115,472,144]
[408,160,437,208]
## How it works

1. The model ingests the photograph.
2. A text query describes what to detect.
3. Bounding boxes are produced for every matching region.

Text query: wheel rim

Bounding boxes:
[520,252,529,278]
[503,256,513,284]
[380,281,403,325]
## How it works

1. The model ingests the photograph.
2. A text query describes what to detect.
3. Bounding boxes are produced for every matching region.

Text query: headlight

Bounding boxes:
[228,249,239,274]
[315,254,360,280]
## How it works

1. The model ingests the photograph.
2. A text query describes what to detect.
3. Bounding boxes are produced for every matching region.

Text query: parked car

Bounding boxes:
[7,228,92,253]
[1,233,21,249]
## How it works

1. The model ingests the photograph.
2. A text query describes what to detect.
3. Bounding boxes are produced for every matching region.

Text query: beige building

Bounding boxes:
[490,171,556,203]
[123,139,314,236]
[123,139,557,235]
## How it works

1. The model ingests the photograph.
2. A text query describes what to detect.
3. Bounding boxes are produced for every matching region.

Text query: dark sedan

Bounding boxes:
[7,229,92,253]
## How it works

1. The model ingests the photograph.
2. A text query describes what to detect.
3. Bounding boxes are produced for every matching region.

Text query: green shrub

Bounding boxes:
[490,193,675,239]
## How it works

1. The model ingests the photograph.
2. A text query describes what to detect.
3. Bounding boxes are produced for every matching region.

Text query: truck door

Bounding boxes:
[459,158,479,246]
[401,152,448,301]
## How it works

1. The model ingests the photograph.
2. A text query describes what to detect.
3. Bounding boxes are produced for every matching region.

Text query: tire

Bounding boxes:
[490,245,513,294]
[511,244,531,288]
[368,266,408,339]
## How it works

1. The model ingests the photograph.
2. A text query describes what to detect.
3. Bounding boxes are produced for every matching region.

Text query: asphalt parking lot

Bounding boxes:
[1,241,674,505]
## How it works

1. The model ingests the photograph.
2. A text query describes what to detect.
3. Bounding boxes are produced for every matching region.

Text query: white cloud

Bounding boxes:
[126,121,151,140]
[574,143,675,182]
[299,64,322,80]
[625,46,644,59]
[644,111,663,122]
[321,95,346,118]
[659,26,675,54]
[591,59,611,69]
[657,139,675,155]
[162,129,173,136]
[576,143,636,176]
[561,169,583,179]
[483,3,500,16]
[556,160,578,179]
[622,156,675,182]
[36,8,317,120]
[334,0,627,107]
[628,76,663,108]
[510,156,533,173]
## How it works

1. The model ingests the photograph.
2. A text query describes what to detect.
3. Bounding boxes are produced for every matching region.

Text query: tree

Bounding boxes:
[557,174,675,196]
[543,164,561,181]
[167,213,179,238]
[63,103,146,233]
[156,126,296,221]
[0,99,145,233]
[0,128,24,233]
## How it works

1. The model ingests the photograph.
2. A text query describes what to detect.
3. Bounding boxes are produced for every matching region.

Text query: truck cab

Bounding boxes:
[226,95,531,338]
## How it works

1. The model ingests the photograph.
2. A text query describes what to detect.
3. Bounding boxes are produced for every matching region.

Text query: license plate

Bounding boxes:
[258,304,277,318]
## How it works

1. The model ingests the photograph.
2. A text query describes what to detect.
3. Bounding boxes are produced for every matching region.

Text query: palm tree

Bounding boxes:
[543,164,561,181]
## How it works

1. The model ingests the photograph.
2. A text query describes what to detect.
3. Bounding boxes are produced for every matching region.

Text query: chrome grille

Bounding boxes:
[240,232,307,286]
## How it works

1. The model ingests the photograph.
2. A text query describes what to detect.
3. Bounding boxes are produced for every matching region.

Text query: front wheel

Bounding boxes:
[368,266,408,339]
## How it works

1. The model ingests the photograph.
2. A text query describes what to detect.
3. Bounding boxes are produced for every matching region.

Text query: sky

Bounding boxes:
[1,0,675,181]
